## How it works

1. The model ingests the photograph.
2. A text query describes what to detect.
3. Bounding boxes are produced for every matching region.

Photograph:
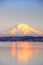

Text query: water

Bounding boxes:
[0,42,43,65]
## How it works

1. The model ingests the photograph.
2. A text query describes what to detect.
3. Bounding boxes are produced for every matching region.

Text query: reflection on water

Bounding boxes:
[11,42,16,58]
[17,42,36,62]
[0,42,43,65]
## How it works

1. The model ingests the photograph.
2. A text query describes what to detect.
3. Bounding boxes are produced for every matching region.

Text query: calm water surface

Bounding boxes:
[0,42,43,65]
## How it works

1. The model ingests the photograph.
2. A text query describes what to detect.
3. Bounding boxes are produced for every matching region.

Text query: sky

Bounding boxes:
[0,0,43,33]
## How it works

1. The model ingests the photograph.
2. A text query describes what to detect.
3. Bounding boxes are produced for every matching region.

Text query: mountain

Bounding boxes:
[0,23,43,36]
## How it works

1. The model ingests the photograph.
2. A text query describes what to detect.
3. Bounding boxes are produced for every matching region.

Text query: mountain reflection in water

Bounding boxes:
[0,42,43,65]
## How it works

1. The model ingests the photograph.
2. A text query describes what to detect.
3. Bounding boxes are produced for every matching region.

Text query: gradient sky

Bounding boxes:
[0,0,43,33]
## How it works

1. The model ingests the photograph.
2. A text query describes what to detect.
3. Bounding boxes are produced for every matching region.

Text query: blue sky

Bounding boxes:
[0,0,43,33]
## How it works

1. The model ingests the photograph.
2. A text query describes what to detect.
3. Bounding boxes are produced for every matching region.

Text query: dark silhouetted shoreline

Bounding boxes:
[0,36,43,42]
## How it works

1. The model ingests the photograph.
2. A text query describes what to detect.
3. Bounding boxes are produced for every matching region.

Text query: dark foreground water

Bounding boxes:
[0,42,43,65]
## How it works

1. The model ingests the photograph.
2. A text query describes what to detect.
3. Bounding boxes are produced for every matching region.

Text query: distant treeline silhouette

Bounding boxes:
[0,36,43,42]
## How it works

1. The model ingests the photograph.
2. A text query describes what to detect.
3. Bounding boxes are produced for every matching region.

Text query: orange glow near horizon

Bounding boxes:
[11,28,17,35]
[2,32,7,35]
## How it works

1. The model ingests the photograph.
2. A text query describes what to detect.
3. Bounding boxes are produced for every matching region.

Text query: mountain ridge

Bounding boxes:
[0,23,43,36]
